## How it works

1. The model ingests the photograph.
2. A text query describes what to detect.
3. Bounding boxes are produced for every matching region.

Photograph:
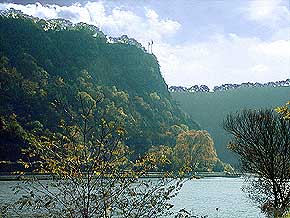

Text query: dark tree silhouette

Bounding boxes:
[224,109,290,217]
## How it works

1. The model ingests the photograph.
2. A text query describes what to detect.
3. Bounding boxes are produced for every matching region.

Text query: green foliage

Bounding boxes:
[173,130,218,172]
[0,114,30,170]
[2,93,189,218]
[172,86,290,165]
[147,130,222,173]
[0,13,199,168]
[147,145,174,172]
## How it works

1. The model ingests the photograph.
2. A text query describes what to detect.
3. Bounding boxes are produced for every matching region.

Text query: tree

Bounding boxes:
[0,12,200,167]
[147,145,173,171]
[223,109,290,217]
[2,92,188,218]
[173,130,218,172]
[276,101,290,120]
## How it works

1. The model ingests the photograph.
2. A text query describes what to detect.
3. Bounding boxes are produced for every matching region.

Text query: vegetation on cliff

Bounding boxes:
[0,11,223,173]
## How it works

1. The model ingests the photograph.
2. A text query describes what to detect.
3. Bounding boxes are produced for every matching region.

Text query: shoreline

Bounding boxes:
[0,172,242,181]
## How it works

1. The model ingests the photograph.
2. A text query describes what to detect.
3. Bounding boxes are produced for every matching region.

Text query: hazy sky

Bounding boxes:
[0,0,289,88]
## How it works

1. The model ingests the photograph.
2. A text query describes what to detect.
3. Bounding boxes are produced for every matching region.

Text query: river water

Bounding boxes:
[0,177,264,218]
[172,177,264,218]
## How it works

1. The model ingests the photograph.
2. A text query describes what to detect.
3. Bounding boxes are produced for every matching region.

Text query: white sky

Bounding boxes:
[0,0,289,88]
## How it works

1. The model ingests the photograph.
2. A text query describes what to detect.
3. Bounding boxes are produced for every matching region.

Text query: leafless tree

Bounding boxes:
[1,91,188,218]
[223,109,290,217]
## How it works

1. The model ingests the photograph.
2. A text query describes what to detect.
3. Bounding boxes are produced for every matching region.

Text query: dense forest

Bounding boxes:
[172,86,290,166]
[0,10,225,172]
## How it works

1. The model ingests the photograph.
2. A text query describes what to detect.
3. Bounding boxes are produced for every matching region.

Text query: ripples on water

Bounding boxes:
[0,177,264,218]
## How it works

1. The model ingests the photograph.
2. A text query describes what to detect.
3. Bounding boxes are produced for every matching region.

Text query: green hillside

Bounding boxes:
[0,11,201,170]
[172,86,290,166]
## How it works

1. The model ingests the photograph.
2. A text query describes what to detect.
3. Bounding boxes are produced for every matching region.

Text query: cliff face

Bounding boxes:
[0,11,200,167]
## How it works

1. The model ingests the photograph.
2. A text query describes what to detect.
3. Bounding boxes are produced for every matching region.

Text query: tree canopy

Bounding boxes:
[1,92,189,218]
[224,109,290,216]
[0,11,201,169]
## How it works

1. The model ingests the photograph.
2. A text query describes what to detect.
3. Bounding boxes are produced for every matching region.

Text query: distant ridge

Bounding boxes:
[172,85,290,165]
[169,78,290,93]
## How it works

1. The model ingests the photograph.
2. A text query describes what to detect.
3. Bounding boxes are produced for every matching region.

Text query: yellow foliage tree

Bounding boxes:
[3,92,187,218]
[173,130,218,172]
[276,101,290,120]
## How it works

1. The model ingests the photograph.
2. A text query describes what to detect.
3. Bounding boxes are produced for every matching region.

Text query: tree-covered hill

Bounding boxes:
[0,10,201,170]
[172,86,290,166]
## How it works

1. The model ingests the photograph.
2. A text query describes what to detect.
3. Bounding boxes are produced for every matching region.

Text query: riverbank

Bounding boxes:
[195,172,241,178]
[0,172,241,181]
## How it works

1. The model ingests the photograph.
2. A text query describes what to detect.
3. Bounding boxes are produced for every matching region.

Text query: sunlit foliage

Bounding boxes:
[0,13,200,169]
[2,92,188,218]
[173,130,219,172]
[276,101,290,120]
[172,87,290,165]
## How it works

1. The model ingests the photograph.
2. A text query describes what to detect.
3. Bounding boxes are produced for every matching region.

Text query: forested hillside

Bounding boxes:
[0,11,205,171]
[172,86,290,166]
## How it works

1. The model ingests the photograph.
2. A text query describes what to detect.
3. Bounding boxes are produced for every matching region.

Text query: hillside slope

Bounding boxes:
[172,86,290,165]
[0,11,200,169]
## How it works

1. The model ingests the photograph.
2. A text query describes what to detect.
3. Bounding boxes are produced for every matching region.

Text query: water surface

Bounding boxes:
[173,177,264,218]
[0,177,264,218]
